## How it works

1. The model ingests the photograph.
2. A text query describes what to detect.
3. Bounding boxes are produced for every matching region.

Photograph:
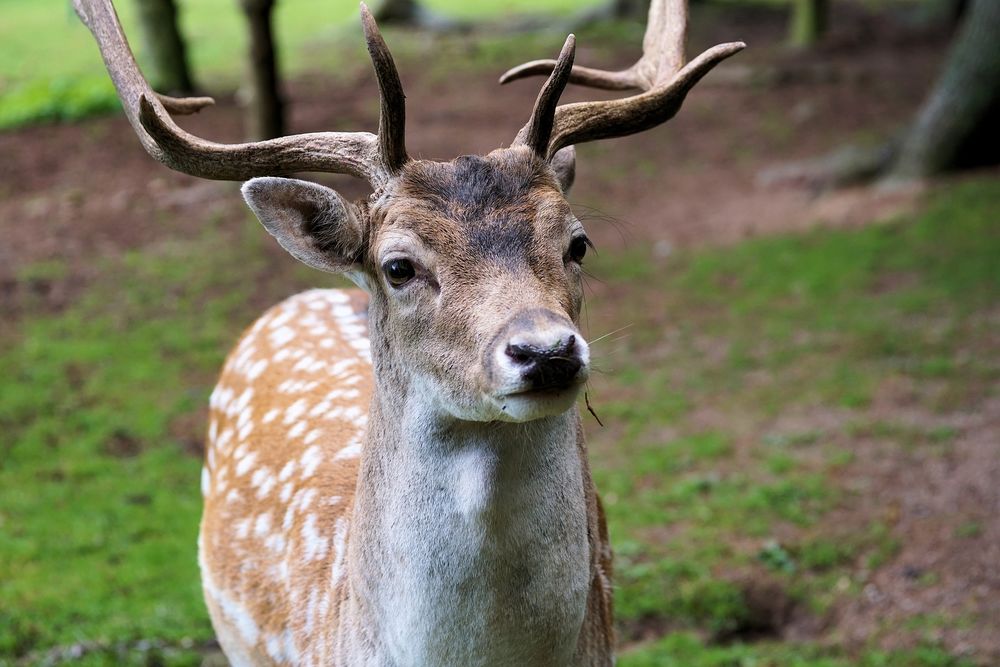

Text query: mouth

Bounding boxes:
[494,379,586,422]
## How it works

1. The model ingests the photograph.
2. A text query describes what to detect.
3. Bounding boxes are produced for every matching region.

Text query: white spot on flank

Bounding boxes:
[301,513,328,560]
[300,446,323,478]
[264,532,286,553]
[309,401,332,418]
[203,569,260,646]
[238,420,254,443]
[323,289,349,304]
[215,428,234,451]
[235,518,251,539]
[288,421,307,439]
[267,308,295,330]
[251,468,276,498]
[263,408,280,424]
[330,517,349,586]
[284,398,309,424]
[334,441,362,461]
[246,358,268,380]
[269,325,296,347]
[265,630,299,663]
[278,460,296,481]
[235,452,258,476]
[254,512,272,537]
[233,388,254,415]
[329,359,357,377]
[304,428,323,445]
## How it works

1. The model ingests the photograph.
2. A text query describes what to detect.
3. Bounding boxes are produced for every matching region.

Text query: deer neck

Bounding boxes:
[345,361,592,666]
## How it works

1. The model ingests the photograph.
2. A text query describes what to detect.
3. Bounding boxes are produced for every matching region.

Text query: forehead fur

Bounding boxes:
[381,148,570,266]
[398,148,555,217]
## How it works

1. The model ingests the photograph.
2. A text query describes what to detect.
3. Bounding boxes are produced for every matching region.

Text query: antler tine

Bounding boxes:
[515,35,576,158]
[640,0,688,86]
[500,61,640,91]
[74,0,395,185]
[502,0,743,158]
[158,93,215,115]
[360,3,409,174]
[547,40,744,155]
[499,0,690,92]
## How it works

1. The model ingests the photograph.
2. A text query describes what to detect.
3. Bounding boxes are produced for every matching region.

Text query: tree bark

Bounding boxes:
[239,0,285,140]
[888,0,1000,179]
[133,0,195,95]
[373,0,421,24]
[788,0,829,48]
[611,0,650,19]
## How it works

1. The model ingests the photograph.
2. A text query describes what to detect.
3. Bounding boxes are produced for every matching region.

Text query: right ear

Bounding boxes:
[550,146,576,194]
[241,177,364,274]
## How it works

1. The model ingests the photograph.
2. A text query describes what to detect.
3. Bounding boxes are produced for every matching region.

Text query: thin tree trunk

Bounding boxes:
[788,0,829,48]
[889,0,1000,179]
[133,0,195,94]
[373,0,421,24]
[239,0,285,140]
[612,0,650,19]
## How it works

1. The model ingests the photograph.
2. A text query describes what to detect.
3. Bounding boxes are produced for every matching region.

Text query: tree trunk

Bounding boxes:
[888,0,1000,179]
[373,0,421,24]
[788,0,829,48]
[133,0,195,95]
[239,0,285,140]
[612,0,650,19]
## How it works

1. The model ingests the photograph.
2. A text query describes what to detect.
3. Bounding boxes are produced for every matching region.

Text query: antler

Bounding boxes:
[73,0,408,186]
[501,0,745,158]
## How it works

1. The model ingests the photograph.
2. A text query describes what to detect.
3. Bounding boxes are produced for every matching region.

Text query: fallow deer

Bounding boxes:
[74,0,743,663]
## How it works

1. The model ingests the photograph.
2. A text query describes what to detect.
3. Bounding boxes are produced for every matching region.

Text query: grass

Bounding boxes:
[584,177,998,661]
[1,178,997,664]
[0,0,600,129]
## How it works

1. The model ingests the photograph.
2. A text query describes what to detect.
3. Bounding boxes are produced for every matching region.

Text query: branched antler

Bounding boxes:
[502,0,745,158]
[73,0,408,186]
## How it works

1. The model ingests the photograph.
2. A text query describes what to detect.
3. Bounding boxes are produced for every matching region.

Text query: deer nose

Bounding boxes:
[505,335,584,391]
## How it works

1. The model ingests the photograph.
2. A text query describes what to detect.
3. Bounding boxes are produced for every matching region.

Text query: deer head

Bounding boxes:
[73,0,744,424]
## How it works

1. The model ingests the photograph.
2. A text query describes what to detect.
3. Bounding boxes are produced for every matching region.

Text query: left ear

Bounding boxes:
[241,177,365,274]
[550,146,576,194]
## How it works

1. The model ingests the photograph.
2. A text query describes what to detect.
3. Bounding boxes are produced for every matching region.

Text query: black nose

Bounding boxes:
[505,335,583,391]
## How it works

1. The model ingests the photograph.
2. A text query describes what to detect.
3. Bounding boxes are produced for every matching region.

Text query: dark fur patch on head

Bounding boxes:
[395,149,561,267]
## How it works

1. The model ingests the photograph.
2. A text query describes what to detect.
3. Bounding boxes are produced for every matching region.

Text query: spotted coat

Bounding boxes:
[201,288,372,665]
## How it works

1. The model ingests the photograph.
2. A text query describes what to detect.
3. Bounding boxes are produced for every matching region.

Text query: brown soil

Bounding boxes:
[3,1,996,662]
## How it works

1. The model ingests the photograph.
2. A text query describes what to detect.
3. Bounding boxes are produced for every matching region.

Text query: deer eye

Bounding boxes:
[567,236,590,264]
[383,258,416,287]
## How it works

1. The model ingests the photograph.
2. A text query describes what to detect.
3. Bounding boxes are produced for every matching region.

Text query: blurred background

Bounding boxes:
[0,0,997,665]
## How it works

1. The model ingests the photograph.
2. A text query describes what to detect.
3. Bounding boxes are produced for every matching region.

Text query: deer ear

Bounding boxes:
[242,177,364,274]
[550,146,576,194]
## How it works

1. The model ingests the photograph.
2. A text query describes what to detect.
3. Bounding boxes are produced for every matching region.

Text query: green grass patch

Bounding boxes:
[586,177,998,655]
[620,632,977,667]
[0,220,327,662]
[0,0,602,129]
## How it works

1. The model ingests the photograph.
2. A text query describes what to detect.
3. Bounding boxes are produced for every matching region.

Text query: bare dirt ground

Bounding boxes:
[5,2,997,661]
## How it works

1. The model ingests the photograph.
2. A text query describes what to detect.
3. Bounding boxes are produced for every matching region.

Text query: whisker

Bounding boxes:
[588,323,634,345]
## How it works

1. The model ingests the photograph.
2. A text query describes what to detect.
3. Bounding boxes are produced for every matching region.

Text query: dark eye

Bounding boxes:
[383,258,416,287]
[567,236,590,264]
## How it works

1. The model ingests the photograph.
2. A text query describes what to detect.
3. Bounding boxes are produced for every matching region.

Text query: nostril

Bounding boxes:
[505,343,537,366]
